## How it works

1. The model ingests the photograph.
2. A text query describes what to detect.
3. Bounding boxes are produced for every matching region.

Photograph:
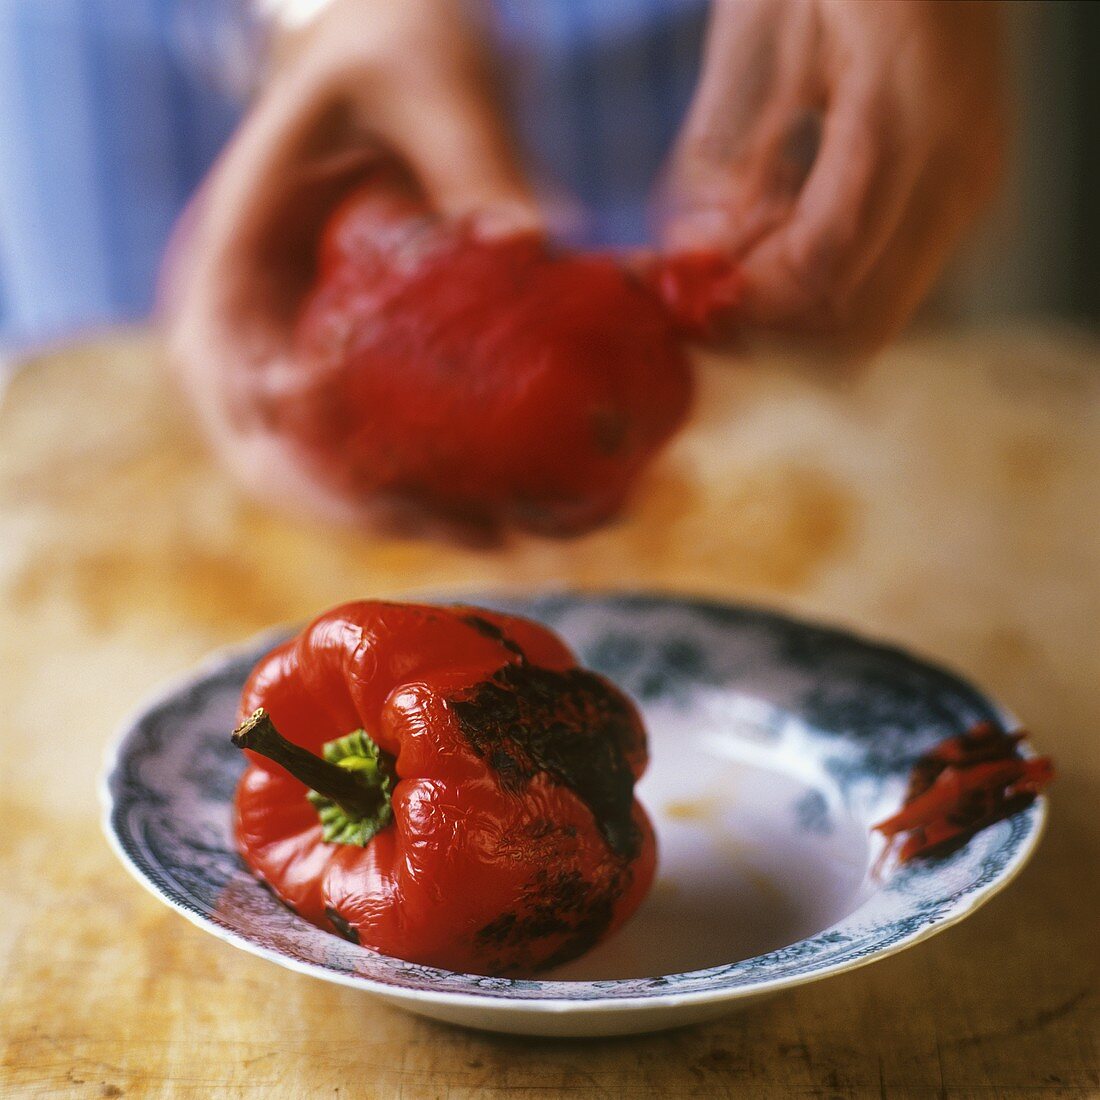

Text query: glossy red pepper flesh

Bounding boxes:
[260,176,740,536]
[232,600,656,976]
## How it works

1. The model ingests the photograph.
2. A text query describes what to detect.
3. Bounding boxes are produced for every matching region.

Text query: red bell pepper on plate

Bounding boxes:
[231,600,656,976]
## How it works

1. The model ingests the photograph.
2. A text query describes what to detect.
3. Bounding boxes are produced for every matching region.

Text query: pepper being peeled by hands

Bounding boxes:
[232,601,656,975]
[268,178,739,537]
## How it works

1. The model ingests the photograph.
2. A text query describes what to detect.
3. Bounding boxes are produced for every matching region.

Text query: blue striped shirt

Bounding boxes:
[0,0,707,350]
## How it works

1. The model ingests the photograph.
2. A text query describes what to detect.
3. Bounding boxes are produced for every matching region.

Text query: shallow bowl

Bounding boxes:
[101,593,1045,1036]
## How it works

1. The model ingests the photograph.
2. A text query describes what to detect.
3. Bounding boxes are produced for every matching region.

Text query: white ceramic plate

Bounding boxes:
[101,593,1046,1036]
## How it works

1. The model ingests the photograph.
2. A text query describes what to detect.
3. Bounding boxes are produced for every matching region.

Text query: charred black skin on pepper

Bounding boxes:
[325,907,361,944]
[460,613,528,662]
[447,659,645,972]
[447,663,642,859]
[476,866,623,974]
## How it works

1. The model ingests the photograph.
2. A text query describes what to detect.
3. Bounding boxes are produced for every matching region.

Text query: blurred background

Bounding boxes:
[944,1,1099,329]
[0,0,1095,370]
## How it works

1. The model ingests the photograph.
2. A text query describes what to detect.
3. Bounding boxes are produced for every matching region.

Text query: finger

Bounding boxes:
[660,0,822,254]
[777,148,992,356]
[278,0,540,232]
[736,71,922,330]
[363,52,540,235]
[858,152,1001,350]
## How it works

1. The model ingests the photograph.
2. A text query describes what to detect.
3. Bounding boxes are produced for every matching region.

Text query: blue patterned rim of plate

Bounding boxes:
[100,592,1046,1008]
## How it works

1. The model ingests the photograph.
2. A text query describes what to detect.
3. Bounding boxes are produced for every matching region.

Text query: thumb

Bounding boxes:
[364,53,540,237]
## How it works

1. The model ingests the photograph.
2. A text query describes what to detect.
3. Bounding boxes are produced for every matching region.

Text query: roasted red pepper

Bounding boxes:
[261,176,740,537]
[874,721,1053,862]
[231,600,656,975]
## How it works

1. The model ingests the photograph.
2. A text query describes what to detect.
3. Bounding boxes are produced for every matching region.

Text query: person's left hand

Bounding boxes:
[659,0,1006,353]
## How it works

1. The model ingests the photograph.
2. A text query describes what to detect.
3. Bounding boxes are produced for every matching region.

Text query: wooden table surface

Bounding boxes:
[1,327,1097,1098]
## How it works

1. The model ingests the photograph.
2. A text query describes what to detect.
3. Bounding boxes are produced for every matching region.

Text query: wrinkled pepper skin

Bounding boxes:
[264,180,738,537]
[234,601,656,976]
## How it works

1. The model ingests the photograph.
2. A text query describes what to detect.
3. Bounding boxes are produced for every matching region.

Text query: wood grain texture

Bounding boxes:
[1,327,1097,1098]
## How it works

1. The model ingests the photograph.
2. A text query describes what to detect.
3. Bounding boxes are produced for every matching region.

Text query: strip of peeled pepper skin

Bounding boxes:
[874,722,1053,864]
[640,250,745,340]
[231,601,657,977]
[265,176,741,539]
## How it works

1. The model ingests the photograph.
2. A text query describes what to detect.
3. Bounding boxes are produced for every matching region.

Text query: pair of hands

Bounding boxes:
[163,0,1003,528]
[167,0,1004,420]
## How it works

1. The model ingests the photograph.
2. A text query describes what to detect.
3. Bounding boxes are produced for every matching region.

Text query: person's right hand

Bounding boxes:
[163,0,537,522]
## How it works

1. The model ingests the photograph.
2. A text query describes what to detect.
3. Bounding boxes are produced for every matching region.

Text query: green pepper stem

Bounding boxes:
[232,708,383,821]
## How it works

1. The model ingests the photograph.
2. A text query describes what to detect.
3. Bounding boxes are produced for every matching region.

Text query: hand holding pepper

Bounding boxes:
[275,177,742,536]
